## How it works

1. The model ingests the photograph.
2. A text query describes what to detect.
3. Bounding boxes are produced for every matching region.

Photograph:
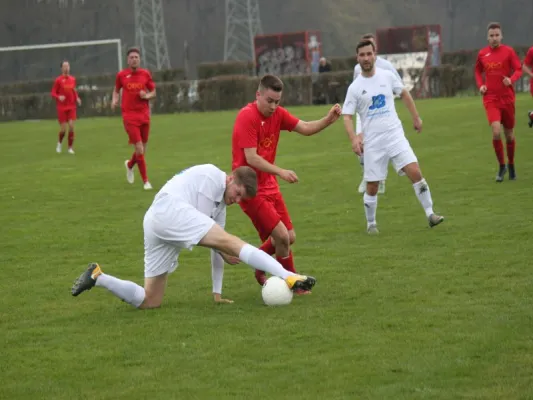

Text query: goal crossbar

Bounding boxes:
[0,39,123,70]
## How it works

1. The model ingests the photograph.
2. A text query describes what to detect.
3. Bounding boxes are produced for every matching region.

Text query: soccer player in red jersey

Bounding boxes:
[475,22,522,182]
[231,74,341,291]
[51,60,81,154]
[522,45,533,127]
[112,47,156,190]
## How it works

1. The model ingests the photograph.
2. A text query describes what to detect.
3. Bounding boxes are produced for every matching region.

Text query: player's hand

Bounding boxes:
[58,95,65,102]
[77,98,82,106]
[325,103,342,124]
[479,85,487,95]
[413,116,423,133]
[111,100,118,110]
[139,90,147,99]
[220,252,240,265]
[213,293,234,304]
[278,169,299,183]
[502,77,512,86]
[351,135,363,156]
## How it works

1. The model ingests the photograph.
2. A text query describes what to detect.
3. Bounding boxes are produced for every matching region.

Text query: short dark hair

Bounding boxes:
[233,166,257,197]
[487,22,501,31]
[356,40,376,54]
[361,33,375,40]
[127,47,141,56]
[258,74,283,92]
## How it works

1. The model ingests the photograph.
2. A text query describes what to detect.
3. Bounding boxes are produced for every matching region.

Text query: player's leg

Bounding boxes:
[485,104,506,181]
[137,123,151,189]
[362,148,387,234]
[271,192,301,275]
[123,121,142,185]
[56,111,67,153]
[529,88,533,128]
[501,103,516,180]
[198,223,316,292]
[71,210,178,309]
[67,110,76,154]
[396,149,444,228]
[239,196,282,285]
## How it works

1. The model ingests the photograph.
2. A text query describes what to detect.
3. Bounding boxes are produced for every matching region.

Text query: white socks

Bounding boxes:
[95,273,145,308]
[363,192,377,226]
[239,244,294,280]
[413,179,434,218]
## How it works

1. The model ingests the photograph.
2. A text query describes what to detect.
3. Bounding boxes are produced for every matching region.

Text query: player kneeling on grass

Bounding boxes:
[342,40,444,234]
[71,164,316,307]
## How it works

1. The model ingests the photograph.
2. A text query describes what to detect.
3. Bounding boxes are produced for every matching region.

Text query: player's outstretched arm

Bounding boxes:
[400,89,423,133]
[244,148,298,183]
[292,104,341,136]
[524,64,533,78]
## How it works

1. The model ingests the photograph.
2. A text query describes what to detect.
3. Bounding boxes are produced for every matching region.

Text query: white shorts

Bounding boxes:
[363,138,418,182]
[143,195,215,278]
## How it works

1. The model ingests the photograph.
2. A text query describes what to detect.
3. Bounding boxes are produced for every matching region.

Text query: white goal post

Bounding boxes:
[0,38,123,72]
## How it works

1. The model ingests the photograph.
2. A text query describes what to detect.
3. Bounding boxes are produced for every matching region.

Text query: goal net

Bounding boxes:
[0,39,123,87]
[375,25,442,98]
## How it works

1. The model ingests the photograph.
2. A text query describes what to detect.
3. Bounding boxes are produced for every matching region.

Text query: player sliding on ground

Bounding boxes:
[71,164,316,308]
[342,40,444,234]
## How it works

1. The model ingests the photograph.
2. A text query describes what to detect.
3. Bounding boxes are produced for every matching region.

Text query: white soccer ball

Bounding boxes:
[261,276,293,306]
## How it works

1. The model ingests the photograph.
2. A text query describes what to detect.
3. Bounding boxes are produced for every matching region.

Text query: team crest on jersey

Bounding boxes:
[259,134,275,148]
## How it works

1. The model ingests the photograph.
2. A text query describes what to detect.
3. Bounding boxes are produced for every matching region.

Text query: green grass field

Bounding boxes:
[2,95,533,399]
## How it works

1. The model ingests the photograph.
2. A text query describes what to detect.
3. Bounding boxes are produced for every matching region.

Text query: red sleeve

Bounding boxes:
[73,78,80,100]
[115,72,122,91]
[509,48,523,83]
[279,107,299,131]
[51,78,60,99]
[474,51,485,88]
[145,71,155,91]
[234,110,258,149]
[524,48,533,67]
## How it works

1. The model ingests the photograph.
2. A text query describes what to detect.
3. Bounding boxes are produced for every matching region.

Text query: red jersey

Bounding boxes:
[115,68,155,122]
[232,102,299,195]
[475,45,522,101]
[51,75,78,110]
[524,46,533,90]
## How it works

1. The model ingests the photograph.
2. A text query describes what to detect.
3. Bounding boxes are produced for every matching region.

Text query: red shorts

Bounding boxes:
[57,108,76,123]
[484,100,515,129]
[123,120,150,144]
[239,191,293,241]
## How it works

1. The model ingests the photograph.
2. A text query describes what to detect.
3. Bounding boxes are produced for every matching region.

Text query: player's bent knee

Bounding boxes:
[288,230,296,245]
[271,222,290,247]
[199,223,245,257]
[366,182,379,196]
[135,142,144,155]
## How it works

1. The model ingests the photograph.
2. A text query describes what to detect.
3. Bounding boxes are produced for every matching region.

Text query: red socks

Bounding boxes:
[127,152,137,169]
[136,154,148,183]
[276,252,296,273]
[68,131,74,148]
[492,139,505,166]
[58,132,65,143]
[259,237,275,255]
[506,139,515,165]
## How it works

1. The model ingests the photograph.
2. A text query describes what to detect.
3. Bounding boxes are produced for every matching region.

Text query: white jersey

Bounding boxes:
[342,68,405,148]
[153,163,227,227]
[353,57,402,133]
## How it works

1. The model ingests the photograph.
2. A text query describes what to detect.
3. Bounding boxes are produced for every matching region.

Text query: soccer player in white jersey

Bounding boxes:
[342,40,444,234]
[71,164,316,308]
[353,33,403,195]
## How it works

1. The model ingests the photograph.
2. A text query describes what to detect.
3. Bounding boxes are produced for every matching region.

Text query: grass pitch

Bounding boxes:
[2,94,533,399]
